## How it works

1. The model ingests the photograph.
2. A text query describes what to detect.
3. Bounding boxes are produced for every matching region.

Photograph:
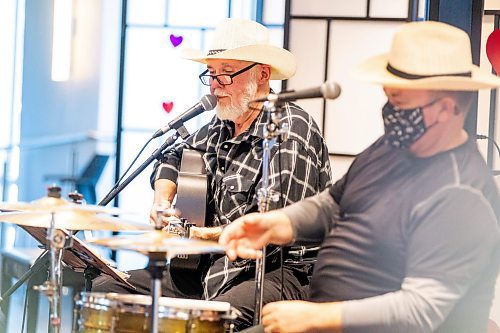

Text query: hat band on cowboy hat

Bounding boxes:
[353,20,500,91]
[207,49,226,56]
[180,18,297,81]
[386,63,472,80]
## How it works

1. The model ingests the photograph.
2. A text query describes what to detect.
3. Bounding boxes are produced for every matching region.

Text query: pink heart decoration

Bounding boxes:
[162,101,174,113]
[169,34,183,47]
[486,29,500,75]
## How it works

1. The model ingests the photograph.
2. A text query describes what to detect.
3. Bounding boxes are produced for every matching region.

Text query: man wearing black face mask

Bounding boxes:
[219,21,500,333]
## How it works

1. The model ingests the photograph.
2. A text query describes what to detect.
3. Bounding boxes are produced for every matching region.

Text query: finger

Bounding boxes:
[190,228,202,239]
[219,223,245,245]
[226,248,237,261]
[247,230,272,250]
[262,313,277,333]
[149,215,156,226]
[225,240,238,261]
[262,303,274,316]
[235,243,262,259]
[161,216,171,227]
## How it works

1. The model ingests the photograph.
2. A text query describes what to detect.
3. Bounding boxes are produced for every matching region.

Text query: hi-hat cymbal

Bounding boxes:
[0,211,153,231]
[90,230,225,255]
[0,197,128,216]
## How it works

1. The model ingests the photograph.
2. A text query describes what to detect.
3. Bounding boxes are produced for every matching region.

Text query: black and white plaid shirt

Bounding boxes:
[152,102,332,298]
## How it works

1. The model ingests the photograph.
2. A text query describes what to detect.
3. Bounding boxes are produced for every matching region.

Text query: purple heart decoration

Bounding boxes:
[169,34,183,47]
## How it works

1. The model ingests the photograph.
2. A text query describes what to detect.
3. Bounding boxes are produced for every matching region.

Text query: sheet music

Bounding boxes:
[21,226,135,290]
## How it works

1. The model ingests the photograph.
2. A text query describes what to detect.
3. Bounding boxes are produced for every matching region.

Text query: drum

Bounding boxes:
[73,292,117,332]
[74,292,236,333]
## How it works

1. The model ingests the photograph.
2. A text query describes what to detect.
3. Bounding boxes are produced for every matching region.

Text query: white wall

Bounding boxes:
[18,0,109,203]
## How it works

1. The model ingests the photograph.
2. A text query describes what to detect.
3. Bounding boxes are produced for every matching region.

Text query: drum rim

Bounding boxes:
[105,293,231,312]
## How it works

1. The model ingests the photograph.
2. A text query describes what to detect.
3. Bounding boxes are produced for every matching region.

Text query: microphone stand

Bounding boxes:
[98,125,190,333]
[253,101,288,325]
[99,126,189,206]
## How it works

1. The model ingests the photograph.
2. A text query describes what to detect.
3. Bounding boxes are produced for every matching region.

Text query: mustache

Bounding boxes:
[214,89,231,98]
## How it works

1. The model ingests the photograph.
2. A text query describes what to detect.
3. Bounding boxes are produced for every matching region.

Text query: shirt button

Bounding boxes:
[230,185,235,190]
[223,144,228,149]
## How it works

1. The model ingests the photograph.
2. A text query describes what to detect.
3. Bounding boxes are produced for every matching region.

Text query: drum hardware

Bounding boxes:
[162,217,208,271]
[253,100,289,325]
[165,217,195,239]
[35,186,66,331]
[284,246,320,278]
[68,191,85,205]
[286,246,320,262]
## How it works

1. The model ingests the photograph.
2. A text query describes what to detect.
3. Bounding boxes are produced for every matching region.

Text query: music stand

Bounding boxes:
[22,226,133,289]
[0,226,134,312]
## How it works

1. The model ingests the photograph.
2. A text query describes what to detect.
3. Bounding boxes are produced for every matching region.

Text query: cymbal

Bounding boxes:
[90,230,225,255]
[0,197,128,216]
[0,196,68,212]
[0,211,153,231]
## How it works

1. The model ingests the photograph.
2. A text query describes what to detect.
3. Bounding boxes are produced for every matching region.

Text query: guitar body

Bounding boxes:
[174,148,207,227]
[170,149,210,271]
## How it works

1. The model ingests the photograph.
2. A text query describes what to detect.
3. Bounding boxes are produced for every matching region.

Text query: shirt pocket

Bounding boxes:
[220,175,256,216]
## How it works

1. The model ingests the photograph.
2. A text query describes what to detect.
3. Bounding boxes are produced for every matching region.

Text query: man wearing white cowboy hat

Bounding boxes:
[220,20,500,332]
[93,18,332,330]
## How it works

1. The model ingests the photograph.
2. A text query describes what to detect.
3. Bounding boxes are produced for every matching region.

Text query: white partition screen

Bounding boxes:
[285,0,426,155]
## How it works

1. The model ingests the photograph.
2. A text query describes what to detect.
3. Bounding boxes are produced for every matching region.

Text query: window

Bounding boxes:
[116,0,286,270]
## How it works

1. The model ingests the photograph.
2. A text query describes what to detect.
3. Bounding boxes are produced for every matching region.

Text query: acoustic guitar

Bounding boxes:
[169,148,210,271]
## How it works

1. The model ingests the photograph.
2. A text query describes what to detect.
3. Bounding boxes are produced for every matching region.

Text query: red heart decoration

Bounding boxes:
[169,34,183,47]
[162,101,174,113]
[486,29,500,75]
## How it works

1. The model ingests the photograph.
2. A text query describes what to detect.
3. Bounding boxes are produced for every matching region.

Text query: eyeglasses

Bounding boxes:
[198,63,259,86]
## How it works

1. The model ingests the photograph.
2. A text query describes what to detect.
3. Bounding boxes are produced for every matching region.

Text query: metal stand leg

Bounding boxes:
[33,213,68,333]
[26,271,46,333]
[253,248,266,325]
[146,253,167,333]
[253,101,287,325]
[0,251,50,306]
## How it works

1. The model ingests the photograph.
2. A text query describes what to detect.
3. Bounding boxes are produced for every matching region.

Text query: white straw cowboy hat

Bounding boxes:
[353,20,500,90]
[181,18,296,80]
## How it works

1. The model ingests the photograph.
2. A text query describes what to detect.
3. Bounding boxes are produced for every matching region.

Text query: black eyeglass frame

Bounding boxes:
[198,63,259,86]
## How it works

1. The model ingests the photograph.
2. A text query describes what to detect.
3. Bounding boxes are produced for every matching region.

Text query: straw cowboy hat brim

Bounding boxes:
[353,53,500,91]
[352,21,500,91]
[182,44,296,81]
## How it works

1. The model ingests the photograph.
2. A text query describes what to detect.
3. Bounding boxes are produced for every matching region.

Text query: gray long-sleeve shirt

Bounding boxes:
[283,137,500,333]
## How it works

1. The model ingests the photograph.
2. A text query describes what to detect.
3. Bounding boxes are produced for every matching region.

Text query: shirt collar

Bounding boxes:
[219,106,268,141]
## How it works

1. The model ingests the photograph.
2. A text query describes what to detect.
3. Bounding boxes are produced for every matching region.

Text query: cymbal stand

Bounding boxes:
[253,100,288,325]
[33,211,72,332]
[141,211,174,333]
[146,250,167,333]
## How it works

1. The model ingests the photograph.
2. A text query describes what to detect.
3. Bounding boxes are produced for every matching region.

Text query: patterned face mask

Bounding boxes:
[382,99,440,149]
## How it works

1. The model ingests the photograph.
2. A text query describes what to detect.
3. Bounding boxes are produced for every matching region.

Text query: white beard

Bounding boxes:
[215,79,258,122]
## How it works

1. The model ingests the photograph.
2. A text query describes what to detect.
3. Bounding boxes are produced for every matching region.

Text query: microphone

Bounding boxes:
[152,94,217,139]
[251,81,341,104]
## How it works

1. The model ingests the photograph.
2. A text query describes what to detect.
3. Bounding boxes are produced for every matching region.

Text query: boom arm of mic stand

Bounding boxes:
[98,132,181,206]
